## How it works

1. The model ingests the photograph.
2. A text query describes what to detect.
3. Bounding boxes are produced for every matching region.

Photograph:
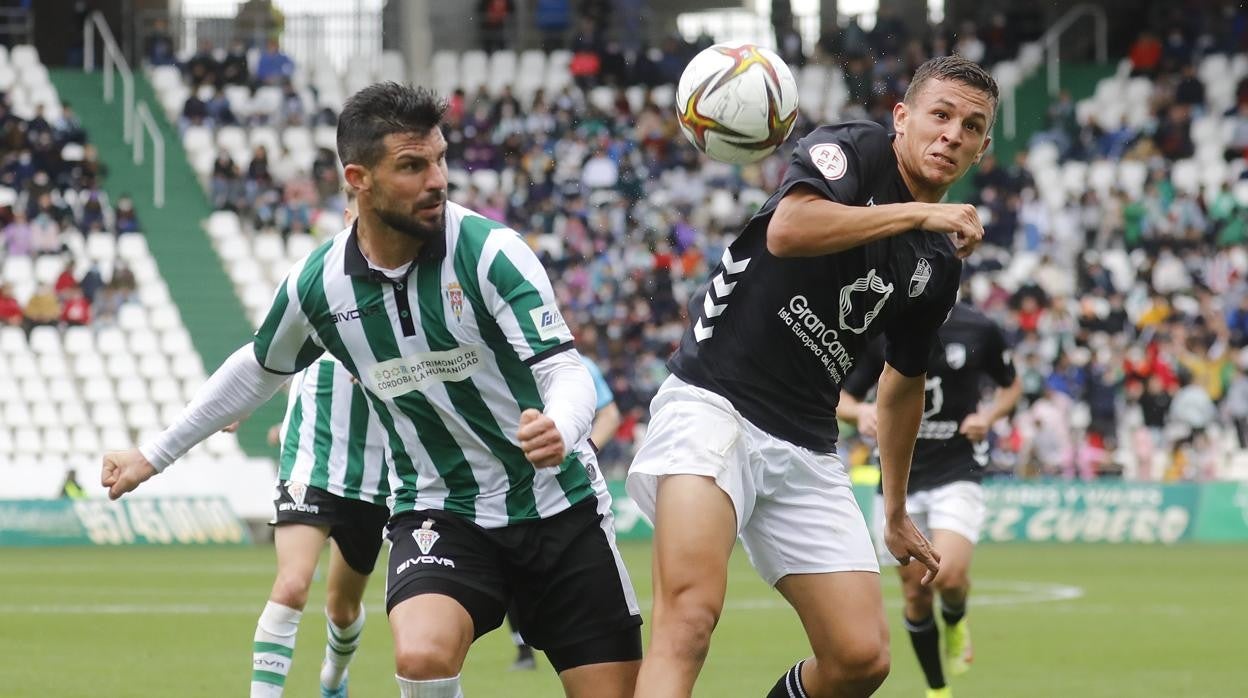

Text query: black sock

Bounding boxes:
[905,614,946,690]
[765,660,808,698]
[941,599,966,626]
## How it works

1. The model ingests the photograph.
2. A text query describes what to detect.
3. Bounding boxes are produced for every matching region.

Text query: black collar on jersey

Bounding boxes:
[343,218,447,282]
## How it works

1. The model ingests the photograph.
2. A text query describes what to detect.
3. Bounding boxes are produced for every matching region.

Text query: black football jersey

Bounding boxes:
[668,121,962,452]
[843,302,1018,491]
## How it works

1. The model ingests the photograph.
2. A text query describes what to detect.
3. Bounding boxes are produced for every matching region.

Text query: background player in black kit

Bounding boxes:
[626,56,997,698]
[840,300,1022,698]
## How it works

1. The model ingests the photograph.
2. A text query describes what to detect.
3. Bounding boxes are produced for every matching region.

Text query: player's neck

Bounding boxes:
[894,143,950,204]
[356,212,425,269]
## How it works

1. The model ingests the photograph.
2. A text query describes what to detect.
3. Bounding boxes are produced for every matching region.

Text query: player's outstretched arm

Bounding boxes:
[521,350,597,468]
[960,375,1023,441]
[101,448,158,500]
[767,185,983,258]
[99,345,291,498]
[876,363,941,584]
[837,391,879,440]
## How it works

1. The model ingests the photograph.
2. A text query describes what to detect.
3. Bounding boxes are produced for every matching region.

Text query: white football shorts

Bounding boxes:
[627,376,879,586]
[872,479,986,566]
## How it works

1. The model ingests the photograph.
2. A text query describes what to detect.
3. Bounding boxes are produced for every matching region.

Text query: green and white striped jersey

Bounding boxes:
[277,356,392,506]
[253,202,597,528]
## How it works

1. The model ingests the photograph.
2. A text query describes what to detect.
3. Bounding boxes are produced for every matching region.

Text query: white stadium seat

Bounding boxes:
[3,401,31,428]
[117,234,150,260]
[74,354,107,381]
[70,425,100,454]
[13,426,41,454]
[94,327,126,354]
[106,353,139,379]
[59,401,88,427]
[27,325,60,355]
[30,401,59,428]
[62,325,94,355]
[37,352,69,377]
[42,427,70,455]
[115,376,149,405]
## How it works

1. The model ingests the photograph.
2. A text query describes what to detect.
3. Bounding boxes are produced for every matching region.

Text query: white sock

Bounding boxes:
[396,674,463,698]
[320,604,366,689]
[251,601,303,697]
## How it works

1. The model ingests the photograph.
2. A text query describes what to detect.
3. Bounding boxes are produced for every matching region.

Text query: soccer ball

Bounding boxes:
[675,42,799,165]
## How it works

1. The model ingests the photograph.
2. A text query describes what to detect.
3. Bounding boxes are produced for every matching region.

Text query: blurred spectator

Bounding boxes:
[0,283,22,326]
[3,210,31,255]
[22,284,60,332]
[1129,31,1163,77]
[186,39,221,88]
[255,38,294,86]
[53,261,77,299]
[60,285,91,326]
[221,39,251,86]
[1224,355,1248,447]
[79,261,104,304]
[479,0,514,53]
[115,194,141,234]
[535,0,572,51]
[59,470,87,499]
[145,18,176,67]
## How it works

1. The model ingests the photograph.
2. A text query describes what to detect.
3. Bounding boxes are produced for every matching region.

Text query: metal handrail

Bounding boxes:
[83,11,134,143]
[1044,4,1109,96]
[133,103,165,208]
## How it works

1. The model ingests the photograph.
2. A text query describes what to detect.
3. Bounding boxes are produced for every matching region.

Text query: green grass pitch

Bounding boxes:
[3,542,1246,696]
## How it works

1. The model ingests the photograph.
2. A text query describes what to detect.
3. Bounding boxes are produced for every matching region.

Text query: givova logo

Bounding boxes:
[330,303,384,324]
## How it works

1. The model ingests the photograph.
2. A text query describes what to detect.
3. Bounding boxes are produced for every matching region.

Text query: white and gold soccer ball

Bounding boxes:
[675,42,800,165]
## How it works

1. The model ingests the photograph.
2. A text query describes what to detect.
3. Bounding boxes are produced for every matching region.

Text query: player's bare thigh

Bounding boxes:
[558,659,640,698]
[775,571,890,694]
[389,593,474,679]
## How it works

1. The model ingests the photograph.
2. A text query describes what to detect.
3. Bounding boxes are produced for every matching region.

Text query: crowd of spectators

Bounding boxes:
[152,4,1248,480]
[0,90,142,335]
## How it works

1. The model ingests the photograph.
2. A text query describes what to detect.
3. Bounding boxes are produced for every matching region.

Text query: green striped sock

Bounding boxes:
[252,601,302,697]
[321,605,365,690]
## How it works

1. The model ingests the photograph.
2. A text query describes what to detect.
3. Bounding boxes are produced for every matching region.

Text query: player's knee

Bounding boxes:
[822,638,890,690]
[394,637,460,680]
[902,582,934,616]
[270,571,312,609]
[934,569,970,595]
[657,585,723,657]
[324,591,361,628]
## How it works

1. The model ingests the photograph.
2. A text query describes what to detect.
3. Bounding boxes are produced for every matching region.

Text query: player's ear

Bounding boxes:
[893,100,909,134]
[343,164,369,193]
[974,135,993,164]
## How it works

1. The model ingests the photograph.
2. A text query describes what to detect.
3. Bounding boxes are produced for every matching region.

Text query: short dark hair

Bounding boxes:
[904,56,999,122]
[337,82,448,168]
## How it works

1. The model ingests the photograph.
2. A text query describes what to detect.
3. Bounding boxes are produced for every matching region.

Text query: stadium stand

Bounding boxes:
[68,8,1248,488]
[0,46,273,516]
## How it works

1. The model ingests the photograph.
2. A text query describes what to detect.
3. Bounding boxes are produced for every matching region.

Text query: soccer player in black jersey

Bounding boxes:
[626,56,997,698]
[840,300,1022,698]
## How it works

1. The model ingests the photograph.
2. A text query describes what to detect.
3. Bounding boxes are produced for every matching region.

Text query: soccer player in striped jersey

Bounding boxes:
[234,189,390,698]
[102,82,641,698]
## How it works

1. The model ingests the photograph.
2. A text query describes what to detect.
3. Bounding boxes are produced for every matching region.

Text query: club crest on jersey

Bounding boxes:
[808,143,847,181]
[286,481,307,506]
[909,258,932,297]
[412,519,440,555]
[945,343,967,370]
[446,281,464,322]
[838,269,893,335]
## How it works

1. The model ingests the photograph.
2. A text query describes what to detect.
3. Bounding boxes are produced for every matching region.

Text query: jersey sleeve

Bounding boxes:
[883,259,961,377]
[580,354,615,409]
[981,319,1018,387]
[775,121,893,206]
[841,336,886,399]
[479,228,575,363]
[252,265,325,375]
